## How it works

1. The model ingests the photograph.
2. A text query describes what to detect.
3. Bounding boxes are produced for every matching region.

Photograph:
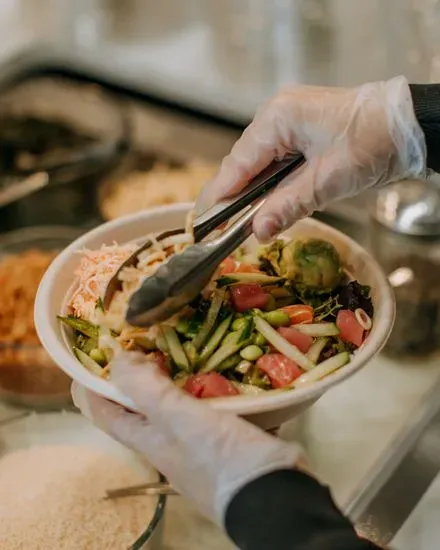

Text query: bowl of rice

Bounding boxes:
[0,409,166,549]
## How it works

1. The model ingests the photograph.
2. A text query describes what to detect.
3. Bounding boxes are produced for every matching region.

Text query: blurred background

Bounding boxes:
[0,2,440,549]
[5,0,440,121]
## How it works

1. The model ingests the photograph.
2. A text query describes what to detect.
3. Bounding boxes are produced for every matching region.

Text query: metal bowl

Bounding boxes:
[0,226,85,409]
[0,76,130,230]
[0,409,166,549]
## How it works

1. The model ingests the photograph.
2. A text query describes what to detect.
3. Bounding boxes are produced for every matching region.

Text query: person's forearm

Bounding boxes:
[225,470,381,550]
[409,84,440,173]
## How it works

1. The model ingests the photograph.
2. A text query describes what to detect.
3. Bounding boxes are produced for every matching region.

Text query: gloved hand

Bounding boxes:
[72,351,306,527]
[200,76,426,241]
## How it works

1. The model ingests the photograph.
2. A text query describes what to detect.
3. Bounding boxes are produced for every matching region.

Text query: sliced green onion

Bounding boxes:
[355,308,372,331]
[306,338,329,363]
[294,323,339,337]
[292,352,350,388]
[254,316,315,371]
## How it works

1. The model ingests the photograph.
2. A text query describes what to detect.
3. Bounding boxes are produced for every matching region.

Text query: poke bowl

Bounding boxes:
[35,204,395,429]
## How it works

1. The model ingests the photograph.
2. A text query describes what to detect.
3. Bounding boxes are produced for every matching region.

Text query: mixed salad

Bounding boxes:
[59,234,374,399]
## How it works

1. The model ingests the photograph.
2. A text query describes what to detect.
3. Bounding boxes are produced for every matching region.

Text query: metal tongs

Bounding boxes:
[103,152,305,327]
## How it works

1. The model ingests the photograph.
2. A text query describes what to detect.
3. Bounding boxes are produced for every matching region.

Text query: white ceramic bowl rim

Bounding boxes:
[35,203,395,416]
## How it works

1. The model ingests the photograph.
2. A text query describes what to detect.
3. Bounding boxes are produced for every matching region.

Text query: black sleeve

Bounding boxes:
[224,470,381,550]
[409,84,440,173]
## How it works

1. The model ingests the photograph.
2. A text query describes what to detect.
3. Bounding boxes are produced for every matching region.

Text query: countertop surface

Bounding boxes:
[159,352,440,549]
[1,351,437,550]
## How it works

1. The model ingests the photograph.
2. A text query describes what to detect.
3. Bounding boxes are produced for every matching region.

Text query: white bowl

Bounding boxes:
[35,204,395,430]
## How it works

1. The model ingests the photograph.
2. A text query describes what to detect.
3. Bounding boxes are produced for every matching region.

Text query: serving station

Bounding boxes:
[0,1,440,548]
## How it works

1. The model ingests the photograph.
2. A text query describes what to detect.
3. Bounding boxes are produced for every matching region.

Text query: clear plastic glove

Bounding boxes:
[72,352,305,527]
[200,76,426,241]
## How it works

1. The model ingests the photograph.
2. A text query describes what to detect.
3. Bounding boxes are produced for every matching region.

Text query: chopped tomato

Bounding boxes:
[220,257,261,275]
[336,310,364,347]
[183,373,239,398]
[257,354,302,388]
[277,326,313,354]
[281,305,314,325]
[230,284,269,312]
[148,351,170,376]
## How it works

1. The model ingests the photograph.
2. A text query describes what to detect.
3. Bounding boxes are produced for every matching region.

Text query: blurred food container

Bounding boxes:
[370,178,440,358]
[99,152,217,220]
[0,226,85,409]
[104,0,199,43]
[0,76,130,229]
[0,410,166,549]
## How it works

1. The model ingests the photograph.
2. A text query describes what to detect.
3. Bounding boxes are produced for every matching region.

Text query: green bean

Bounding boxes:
[264,310,290,327]
[89,348,107,366]
[240,345,263,362]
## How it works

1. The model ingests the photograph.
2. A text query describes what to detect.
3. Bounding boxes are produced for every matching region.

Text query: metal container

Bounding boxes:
[0,76,130,231]
[0,226,85,410]
[0,409,166,549]
[370,178,440,358]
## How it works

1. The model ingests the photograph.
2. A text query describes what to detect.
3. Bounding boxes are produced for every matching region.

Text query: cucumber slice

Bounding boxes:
[162,326,190,372]
[183,341,198,367]
[192,289,226,350]
[294,323,339,337]
[217,273,284,287]
[198,315,233,364]
[306,337,329,363]
[73,347,103,376]
[254,316,316,372]
[293,352,350,388]
[200,339,250,374]
[217,353,242,371]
